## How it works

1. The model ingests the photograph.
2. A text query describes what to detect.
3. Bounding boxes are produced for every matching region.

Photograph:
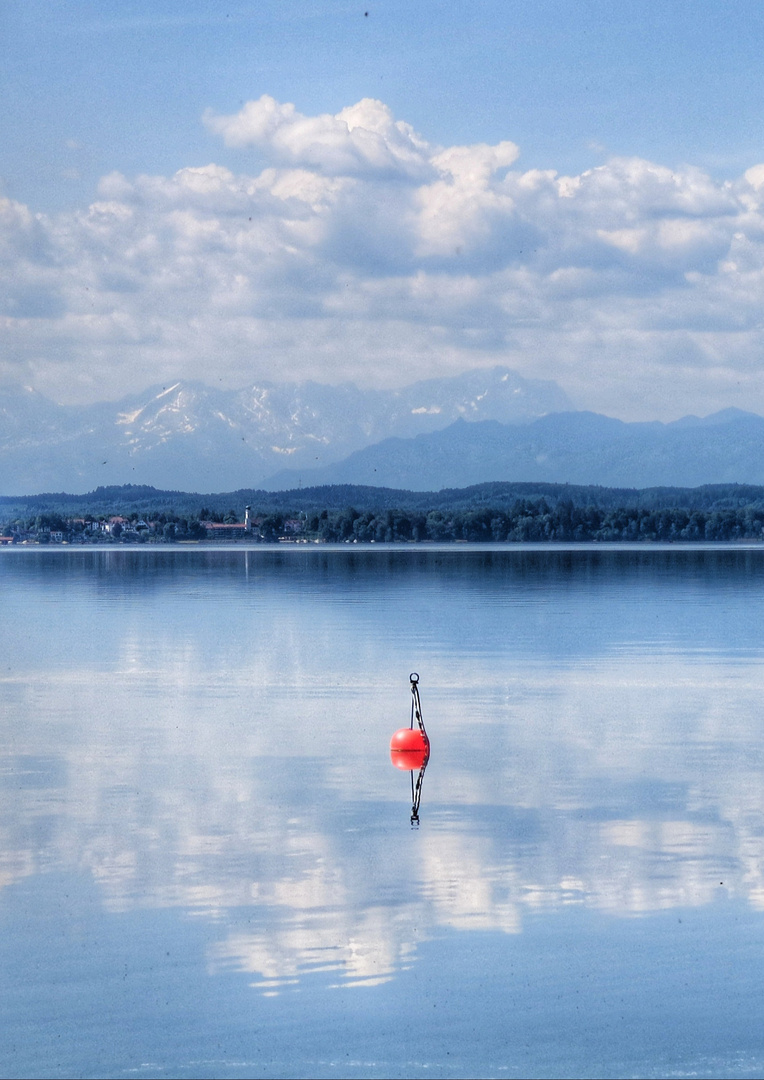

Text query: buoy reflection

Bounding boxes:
[390,673,430,826]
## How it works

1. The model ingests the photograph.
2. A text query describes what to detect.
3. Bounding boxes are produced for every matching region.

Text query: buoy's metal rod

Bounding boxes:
[409,672,426,739]
[408,672,429,826]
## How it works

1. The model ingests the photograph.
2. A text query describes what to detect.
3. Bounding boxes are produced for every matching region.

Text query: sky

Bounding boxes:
[3,0,764,419]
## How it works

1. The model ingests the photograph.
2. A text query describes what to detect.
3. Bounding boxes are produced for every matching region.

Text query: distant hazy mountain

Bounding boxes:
[263,408,764,491]
[0,367,570,494]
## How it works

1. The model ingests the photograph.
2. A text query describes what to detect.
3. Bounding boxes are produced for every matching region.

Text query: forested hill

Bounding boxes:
[5,480,764,518]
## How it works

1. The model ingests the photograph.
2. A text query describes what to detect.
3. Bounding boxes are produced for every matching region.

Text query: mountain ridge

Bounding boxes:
[6,480,764,518]
[5,366,764,495]
[262,408,764,491]
[0,366,570,494]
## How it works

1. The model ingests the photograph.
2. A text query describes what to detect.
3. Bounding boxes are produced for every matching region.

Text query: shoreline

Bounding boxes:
[4,540,764,554]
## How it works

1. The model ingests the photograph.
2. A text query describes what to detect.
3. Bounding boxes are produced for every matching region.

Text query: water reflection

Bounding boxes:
[2,547,764,997]
[409,762,427,827]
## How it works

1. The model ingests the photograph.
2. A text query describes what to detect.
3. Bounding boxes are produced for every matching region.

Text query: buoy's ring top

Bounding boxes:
[409,672,419,684]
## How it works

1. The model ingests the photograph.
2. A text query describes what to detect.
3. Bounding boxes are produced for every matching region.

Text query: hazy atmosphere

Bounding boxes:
[5,1,764,419]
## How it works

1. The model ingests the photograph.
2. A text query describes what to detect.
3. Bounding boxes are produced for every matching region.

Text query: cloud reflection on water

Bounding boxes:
[2,548,764,992]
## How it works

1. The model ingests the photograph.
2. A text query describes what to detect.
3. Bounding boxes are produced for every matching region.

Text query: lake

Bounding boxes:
[2,545,764,1079]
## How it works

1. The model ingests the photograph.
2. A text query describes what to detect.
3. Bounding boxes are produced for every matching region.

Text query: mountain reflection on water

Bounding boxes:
[2,546,764,998]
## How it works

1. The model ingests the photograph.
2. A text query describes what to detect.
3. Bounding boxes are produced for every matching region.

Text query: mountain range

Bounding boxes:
[2,366,764,494]
[265,407,764,491]
[0,367,569,494]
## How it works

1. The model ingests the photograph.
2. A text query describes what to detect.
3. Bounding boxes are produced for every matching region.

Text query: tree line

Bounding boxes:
[5,499,764,544]
[297,501,764,542]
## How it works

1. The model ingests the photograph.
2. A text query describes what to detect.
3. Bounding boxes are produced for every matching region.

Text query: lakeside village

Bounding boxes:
[6,500,764,544]
[0,507,310,545]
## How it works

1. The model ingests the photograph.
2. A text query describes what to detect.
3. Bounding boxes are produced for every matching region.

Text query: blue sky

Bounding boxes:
[6,0,764,210]
[3,0,764,418]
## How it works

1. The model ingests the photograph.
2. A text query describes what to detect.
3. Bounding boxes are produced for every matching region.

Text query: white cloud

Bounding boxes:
[6,95,764,417]
[203,94,434,180]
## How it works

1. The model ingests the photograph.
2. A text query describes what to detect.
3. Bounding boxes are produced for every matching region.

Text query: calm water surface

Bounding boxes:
[2,545,764,1078]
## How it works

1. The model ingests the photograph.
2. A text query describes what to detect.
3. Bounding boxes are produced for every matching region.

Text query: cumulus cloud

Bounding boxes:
[5,95,764,417]
[203,94,434,180]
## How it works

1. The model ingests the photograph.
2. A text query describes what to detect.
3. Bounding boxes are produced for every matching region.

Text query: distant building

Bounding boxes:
[203,508,262,540]
[203,522,249,540]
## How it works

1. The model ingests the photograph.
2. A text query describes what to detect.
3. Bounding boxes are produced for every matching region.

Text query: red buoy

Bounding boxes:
[390,727,429,771]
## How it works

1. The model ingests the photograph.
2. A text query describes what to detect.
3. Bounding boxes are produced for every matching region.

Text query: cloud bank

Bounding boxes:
[3,94,764,417]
